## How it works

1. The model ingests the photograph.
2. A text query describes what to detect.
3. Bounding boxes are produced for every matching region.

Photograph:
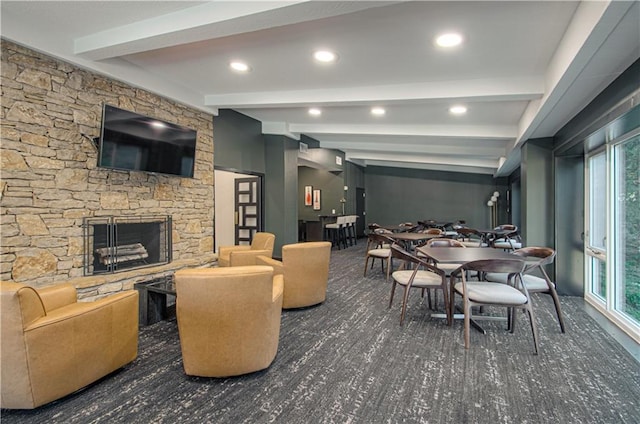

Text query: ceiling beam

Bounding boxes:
[74,1,397,60]
[321,142,507,158]
[205,76,543,108]
[290,123,517,139]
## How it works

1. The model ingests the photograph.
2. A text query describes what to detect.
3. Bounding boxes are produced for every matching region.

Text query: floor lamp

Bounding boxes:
[487,191,500,228]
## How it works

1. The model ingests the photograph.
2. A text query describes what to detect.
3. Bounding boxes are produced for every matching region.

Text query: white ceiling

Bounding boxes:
[2,1,639,176]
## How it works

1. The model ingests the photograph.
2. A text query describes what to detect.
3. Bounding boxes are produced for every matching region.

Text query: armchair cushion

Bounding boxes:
[1,282,138,409]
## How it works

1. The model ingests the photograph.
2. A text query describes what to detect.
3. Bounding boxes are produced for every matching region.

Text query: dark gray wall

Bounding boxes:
[521,138,554,248]
[344,161,365,216]
[264,135,299,256]
[364,166,507,229]
[298,166,344,221]
[213,109,266,173]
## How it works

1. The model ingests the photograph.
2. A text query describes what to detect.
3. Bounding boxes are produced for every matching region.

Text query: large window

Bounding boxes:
[613,135,640,322]
[587,152,607,300]
[586,133,640,342]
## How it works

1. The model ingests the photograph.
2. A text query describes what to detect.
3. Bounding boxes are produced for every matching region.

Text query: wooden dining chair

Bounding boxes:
[485,247,565,333]
[388,243,450,325]
[363,233,395,281]
[450,258,540,354]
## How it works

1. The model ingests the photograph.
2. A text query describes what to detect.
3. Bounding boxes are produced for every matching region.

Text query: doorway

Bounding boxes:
[214,169,264,252]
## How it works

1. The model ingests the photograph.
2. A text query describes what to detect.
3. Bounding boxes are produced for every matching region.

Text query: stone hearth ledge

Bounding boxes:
[73,253,218,301]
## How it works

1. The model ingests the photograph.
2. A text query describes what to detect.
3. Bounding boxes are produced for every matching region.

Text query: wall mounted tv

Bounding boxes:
[97,104,197,178]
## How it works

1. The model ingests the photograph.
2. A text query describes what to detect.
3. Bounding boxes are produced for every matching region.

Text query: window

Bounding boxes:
[613,135,640,323]
[586,133,640,341]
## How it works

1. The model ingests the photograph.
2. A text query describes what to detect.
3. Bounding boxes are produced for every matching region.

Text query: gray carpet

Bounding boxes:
[3,243,640,423]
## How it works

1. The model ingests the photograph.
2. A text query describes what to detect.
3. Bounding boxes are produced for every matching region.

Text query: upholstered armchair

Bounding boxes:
[1,281,139,409]
[218,232,276,267]
[174,265,283,377]
[256,241,331,309]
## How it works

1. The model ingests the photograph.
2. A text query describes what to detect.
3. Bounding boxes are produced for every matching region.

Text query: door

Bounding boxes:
[356,188,366,237]
[235,177,261,245]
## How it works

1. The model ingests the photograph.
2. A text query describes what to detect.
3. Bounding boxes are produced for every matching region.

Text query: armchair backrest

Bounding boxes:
[174,266,283,377]
[280,242,332,308]
[1,282,47,407]
[251,232,276,253]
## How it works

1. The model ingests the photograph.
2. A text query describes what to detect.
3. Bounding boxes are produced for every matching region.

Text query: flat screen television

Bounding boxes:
[97,104,197,177]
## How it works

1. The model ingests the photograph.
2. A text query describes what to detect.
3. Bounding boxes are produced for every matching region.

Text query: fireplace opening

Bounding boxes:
[83,216,172,275]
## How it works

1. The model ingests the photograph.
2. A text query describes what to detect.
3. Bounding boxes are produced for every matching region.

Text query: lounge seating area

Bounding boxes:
[1,2,638,422]
[2,243,638,422]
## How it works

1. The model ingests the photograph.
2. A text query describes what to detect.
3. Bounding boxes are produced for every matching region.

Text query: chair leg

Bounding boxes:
[400,285,411,325]
[442,286,451,326]
[389,281,397,308]
[548,290,566,333]
[363,257,370,277]
[525,304,540,355]
[464,298,471,349]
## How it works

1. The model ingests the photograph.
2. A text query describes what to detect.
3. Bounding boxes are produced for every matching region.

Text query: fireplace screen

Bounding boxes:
[83,215,172,275]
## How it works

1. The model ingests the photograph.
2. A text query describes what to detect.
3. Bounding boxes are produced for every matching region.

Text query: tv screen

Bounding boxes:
[98,104,197,177]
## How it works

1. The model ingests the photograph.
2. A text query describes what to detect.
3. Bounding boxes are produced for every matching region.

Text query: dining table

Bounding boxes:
[416,246,517,263]
[387,231,441,249]
[415,246,521,332]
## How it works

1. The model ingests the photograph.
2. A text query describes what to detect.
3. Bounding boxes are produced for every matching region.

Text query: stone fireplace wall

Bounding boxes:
[1,40,216,298]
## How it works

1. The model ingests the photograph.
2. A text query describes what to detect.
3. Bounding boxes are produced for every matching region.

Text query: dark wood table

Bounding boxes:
[415,246,519,331]
[387,232,441,250]
[416,246,517,263]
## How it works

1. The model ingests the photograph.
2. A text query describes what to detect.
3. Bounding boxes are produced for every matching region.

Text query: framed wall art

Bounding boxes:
[304,185,313,206]
[312,189,321,211]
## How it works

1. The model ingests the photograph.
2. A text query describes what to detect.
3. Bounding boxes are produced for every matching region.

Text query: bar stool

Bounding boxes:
[325,216,347,249]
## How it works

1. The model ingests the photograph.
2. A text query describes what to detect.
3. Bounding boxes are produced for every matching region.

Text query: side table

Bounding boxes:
[134,276,176,326]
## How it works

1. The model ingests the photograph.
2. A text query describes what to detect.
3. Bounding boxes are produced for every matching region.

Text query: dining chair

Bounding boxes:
[456,228,488,247]
[450,258,540,354]
[363,233,394,281]
[491,224,522,250]
[388,243,450,325]
[485,247,565,333]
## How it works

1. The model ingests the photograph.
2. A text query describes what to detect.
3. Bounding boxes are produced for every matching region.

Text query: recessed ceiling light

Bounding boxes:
[435,32,463,48]
[229,61,250,72]
[308,108,322,116]
[371,107,386,116]
[313,50,337,63]
[449,105,467,115]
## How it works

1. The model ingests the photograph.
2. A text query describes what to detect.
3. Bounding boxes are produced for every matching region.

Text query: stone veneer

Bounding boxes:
[1,40,217,299]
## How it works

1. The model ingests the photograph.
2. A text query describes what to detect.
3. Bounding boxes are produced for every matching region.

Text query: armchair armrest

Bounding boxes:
[219,245,252,255]
[256,256,284,275]
[272,274,284,304]
[37,283,77,312]
[26,290,139,330]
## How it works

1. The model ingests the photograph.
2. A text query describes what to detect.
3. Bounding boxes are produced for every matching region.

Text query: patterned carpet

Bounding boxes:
[3,243,640,423]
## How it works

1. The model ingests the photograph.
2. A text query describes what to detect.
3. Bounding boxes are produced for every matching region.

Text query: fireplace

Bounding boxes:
[83,216,172,275]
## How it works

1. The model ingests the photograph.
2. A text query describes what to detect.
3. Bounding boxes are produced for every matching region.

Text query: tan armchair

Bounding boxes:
[0,281,139,409]
[174,265,283,377]
[218,232,276,267]
[256,241,331,309]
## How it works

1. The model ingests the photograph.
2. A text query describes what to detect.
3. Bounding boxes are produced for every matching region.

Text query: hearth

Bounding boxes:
[83,215,172,275]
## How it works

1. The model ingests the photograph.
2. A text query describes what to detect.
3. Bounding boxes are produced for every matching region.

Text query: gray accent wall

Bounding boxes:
[264,135,299,256]
[364,166,507,230]
[213,109,266,173]
[520,139,554,248]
